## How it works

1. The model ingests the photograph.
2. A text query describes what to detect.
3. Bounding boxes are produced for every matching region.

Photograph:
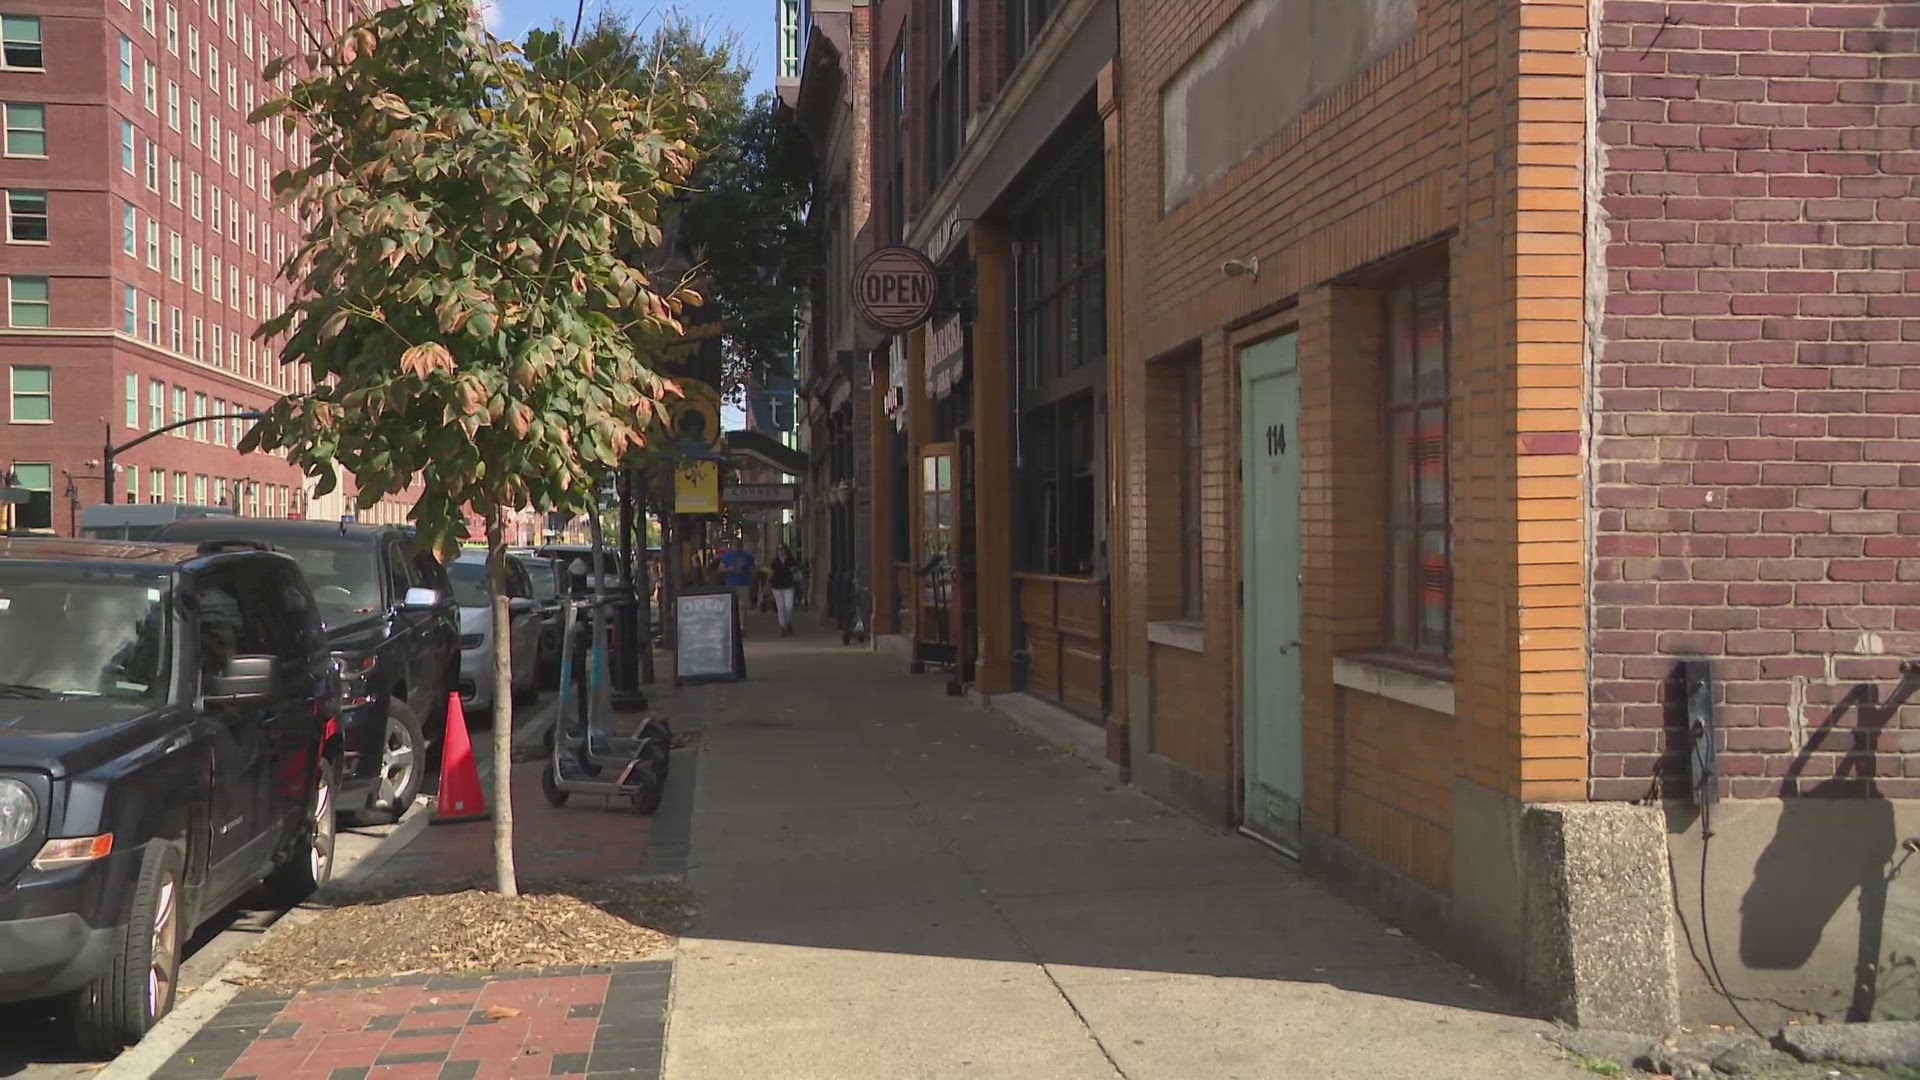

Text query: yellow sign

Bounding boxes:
[665,379,722,454]
[674,460,720,515]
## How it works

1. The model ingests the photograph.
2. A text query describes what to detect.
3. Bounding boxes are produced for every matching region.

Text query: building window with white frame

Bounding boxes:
[212,400,225,446]
[2,102,44,158]
[145,296,158,341]
[145,218,158,268]
[119,117,135,171]
[190,171,201,218]
[194,474,206,504]
[123,286,138,334]
[165,3,177,52]
[0,16,42,70]
[119,35,133,87]
[5,276,48,326]
[144,139,158,190]
[169,307,181,352]
[141,0,154,35]
[5,188,47,243]
[170,384,183,429]
[207,44,217,92]
[148,467,163,505]
[212,325,223,367]
[173,471,185,503]
[10,463,50,529]
[9,364,49,422]
[187,24,198,71]
[190,244,202,291]
[125,372,139,428]
[167,81,179,129]
[192,316,203,360]
[168,156,180,204]
[168,230,180,279]
[147,378,162,429]
[143,59,156,112]
[189,97,200,145]
[193,391,206,439]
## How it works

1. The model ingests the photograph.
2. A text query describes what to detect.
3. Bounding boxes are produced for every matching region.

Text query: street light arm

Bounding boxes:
[102,410,268,504]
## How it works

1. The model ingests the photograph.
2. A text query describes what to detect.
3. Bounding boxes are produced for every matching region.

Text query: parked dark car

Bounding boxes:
[0,538,338,1050]
[155,519,458,826]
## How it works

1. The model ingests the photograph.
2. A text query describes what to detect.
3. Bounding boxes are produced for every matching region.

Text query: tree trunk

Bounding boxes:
[485,515,518,897]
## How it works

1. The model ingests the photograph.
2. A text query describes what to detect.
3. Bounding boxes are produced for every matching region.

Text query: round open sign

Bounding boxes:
[853,246,938,332]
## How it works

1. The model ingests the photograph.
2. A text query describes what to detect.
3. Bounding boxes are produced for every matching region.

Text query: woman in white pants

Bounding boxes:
[769,544,799,636]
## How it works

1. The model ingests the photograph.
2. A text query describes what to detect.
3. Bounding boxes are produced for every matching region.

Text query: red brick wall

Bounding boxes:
[1593,0,1920,799]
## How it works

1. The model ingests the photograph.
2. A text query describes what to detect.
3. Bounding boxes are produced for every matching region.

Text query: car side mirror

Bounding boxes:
[399,587,439,610]
[204,655,275,705]
[509,597,538,616]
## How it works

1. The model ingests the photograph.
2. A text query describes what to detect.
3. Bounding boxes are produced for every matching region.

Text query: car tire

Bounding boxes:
[260,758,336,907]
[345,698,424,827]
[69,843,183,1054]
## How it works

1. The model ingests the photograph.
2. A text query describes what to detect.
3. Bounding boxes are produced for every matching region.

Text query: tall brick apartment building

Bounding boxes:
[799,0,1919,1029]
[0,0,400,533]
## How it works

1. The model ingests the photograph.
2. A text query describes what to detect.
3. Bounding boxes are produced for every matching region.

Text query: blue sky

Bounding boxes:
[481,0,778,95]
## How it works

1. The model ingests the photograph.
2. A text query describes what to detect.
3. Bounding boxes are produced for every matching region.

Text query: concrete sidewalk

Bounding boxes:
[665,625,1584,1080]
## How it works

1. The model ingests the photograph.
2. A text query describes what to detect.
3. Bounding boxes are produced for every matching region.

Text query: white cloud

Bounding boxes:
[474,0,503,32]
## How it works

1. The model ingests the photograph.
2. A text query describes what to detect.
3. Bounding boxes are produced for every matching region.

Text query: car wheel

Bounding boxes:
[540,763,569,807]
[346,698,424,827]
[70,843,182,1054]
[261,758,336,906]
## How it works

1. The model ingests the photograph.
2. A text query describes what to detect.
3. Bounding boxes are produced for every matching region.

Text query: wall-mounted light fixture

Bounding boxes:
[1221,255,1261,281]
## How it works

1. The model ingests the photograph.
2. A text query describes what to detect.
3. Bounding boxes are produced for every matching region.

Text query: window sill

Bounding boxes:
[1332,653,1456,716]
[7,419,52,425]
[1147,619,1206,653]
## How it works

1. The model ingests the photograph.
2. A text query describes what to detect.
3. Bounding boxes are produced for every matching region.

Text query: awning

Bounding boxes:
[723,429,807,478]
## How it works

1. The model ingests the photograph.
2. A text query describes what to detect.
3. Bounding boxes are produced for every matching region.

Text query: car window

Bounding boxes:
[386,540,416,601]
[265,560,326,662]
[446,560,490,608]
[413,551,448,596]
[269,540,383,621]
[196,565,274,680]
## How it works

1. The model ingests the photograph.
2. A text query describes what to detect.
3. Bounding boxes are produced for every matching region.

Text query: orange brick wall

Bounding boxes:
[1115,0,1592,890]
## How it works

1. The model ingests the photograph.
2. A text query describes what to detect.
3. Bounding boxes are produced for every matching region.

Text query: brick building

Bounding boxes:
[793,0,1920,1029]
[0,0,405,534]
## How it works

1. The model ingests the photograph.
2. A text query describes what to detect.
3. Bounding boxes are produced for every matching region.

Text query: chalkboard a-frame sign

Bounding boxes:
[674,587,746,685]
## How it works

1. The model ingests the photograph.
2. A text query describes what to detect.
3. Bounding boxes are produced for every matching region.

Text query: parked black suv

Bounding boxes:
[155,520,459,825]
[0,538,338,1050]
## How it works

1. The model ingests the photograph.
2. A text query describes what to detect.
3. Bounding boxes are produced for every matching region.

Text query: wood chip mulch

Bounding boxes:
[240,876,697,990]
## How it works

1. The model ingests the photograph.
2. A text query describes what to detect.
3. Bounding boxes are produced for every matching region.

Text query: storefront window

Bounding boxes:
[1384,274,1451,659]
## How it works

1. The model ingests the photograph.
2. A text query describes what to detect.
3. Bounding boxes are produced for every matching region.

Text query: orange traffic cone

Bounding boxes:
[431,692,491,825]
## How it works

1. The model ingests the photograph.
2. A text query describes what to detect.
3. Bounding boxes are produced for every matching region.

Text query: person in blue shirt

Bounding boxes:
[720,542,756,634]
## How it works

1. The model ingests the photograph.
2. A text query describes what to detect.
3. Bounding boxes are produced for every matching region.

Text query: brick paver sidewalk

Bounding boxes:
[154,961,669,1080]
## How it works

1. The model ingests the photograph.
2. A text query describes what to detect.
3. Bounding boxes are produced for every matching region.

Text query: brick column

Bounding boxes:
[970,223,1017,696]
[869,347,897,634]
[1098,60,1129,771]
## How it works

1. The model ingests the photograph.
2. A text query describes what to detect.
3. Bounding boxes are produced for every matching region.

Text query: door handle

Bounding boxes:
[1278,640,1302,654]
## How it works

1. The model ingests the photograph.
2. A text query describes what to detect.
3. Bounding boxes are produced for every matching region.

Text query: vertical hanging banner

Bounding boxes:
[675,461,720,515]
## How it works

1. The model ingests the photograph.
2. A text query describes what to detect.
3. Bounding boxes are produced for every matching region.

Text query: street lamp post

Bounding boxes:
[102,412,266,505]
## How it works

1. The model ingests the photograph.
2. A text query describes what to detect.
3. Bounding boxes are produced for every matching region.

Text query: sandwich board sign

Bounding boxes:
[674,586,745,684]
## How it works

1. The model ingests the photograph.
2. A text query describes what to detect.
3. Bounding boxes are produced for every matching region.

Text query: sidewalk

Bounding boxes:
[664,621,1585,1080]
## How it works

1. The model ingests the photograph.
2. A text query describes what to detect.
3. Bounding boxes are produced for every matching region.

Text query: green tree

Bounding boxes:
[247,0,702,895]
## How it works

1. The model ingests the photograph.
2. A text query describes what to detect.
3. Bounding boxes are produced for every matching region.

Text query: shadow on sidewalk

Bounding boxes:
[674,623,1534,1024]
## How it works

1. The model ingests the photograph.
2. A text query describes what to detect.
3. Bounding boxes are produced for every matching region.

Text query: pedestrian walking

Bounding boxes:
[719,541,756,634]
[769,544,799,636]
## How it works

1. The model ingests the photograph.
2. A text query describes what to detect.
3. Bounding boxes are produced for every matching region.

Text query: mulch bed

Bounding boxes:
[241,876,697,991]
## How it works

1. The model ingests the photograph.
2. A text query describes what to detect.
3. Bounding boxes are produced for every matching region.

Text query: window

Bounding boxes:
[245,273,254,316]
[194,392,207,439]
[1177,359,1203,619]
[1383,274,1452,659]
[1,15,42,69]
[244,146,254,190]
[211,400,225,446]
[148,467,163,504]
[190,171,201,217]
[209,188,220,233]
[207,113,219,161]
[224,64,235,107]
[5,275,46,327]
[241,13,250,55]
[165,3,177,52]
[191,316,203,359]
[143,60,156,112]
[145,218,158,268]
[224,0,233,38]
[168,155,180,204]
[145,296,159,341]
[225,129,235,174]
[3,103,46,157]
[210,322,222,366]
[207,45,217,92]
[123,201,139,253]
[189,97,200,145]
[244,209,254,253]
[210,254,221,301]
[5,188,47,243]
[170,385,184,429]
[9,365,49,421]
[141,0,154,34]
[168,230,181,279]
[10,463,49,529]
[119,116,135,170]
[187,25,198,70]
[172,471,185,503]
[925,0,966,187]
[144,138,158,190]
[148,378,163,429]
[194,474,207,504]
[169,306,181,351]
[119,35,134,88]
[167,82,179,129]
[227,272,238,308]
[213,477,225,505]
[231,332,242,375]
[124,285,138,334]
[190,244,202,290]
[125,372,139,428]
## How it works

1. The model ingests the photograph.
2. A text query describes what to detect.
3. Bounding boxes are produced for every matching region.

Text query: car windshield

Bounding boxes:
[272,541,383,619]
[0,568,171,702]
[447,560,491,608]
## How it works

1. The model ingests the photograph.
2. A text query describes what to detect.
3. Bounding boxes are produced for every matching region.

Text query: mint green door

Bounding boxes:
[1241,333,1303,851]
